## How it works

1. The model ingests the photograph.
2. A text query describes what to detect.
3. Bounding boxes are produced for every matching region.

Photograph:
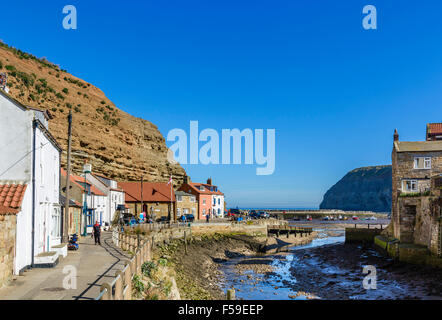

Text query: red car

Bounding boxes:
[352,216,359,220]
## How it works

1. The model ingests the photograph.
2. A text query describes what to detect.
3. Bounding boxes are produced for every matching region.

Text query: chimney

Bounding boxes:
[393,129,399,142]
[207,178,212,185]
[0,72,8,92]
[183,175,190,184]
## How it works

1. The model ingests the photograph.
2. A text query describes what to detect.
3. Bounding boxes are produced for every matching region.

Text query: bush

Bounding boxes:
[141,261,157,278]
[62,88,69,94]
[55,92,64,100]
[132,275,145,296]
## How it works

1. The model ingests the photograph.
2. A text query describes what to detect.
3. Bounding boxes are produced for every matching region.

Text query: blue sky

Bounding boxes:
[2,1,442,208]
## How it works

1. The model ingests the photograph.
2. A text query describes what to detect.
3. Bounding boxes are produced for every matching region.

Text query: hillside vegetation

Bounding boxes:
[0,41,186,183]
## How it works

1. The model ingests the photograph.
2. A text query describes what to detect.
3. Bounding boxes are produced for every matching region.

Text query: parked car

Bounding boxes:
[249,211,260,219]
[228,209,241,217]
[185,214,195,222]
[258,211,269,219]
[323,216,330,221]
[352,216,359,220]
[307,216,313,221]
[369,216,377,220]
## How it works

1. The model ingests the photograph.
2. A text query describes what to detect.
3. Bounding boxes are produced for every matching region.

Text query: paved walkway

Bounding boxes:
[0,232,130,300]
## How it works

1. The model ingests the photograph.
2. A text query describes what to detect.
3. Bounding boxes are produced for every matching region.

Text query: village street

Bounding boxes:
[0,232,129,300]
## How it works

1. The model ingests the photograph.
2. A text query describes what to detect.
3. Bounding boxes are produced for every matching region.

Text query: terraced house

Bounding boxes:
[0,89,63,275]
[391,125,442,256]
[179,177,225,220]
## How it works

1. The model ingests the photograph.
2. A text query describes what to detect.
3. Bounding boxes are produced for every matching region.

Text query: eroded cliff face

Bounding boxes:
[320,165,392,213]
[0,42,186,184]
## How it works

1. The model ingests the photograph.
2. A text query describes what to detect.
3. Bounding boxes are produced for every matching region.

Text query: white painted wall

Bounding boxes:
[212,195,225,218]
[1,91,61,273]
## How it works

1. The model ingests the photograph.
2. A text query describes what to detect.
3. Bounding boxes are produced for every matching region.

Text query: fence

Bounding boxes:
[96,224,191,300]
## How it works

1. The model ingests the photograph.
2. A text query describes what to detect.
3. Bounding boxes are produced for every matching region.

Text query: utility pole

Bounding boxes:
[141,176,144,220]
[63,111,73,243]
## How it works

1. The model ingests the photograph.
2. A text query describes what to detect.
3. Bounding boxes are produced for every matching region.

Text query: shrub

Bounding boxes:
[29,94,36,101]
[132,275,145,296]
[55,92,64,100]
[141,261,157,278]
[62,88,69,94]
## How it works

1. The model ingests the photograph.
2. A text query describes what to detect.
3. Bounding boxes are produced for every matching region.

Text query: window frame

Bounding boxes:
[414,157,431,170]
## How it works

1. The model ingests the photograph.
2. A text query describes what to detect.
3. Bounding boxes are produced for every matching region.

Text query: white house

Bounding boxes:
[0,89,62,274]
[84,171,125,226]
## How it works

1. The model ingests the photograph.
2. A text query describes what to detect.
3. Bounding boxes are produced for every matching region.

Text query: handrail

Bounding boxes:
[95,287,108,301]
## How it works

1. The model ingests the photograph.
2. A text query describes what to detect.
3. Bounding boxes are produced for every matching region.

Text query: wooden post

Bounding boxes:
[63,111,73,243]
[114,272,123,300]
[100,283,112,300]
[227,289,236,300]
[184,231,188,255]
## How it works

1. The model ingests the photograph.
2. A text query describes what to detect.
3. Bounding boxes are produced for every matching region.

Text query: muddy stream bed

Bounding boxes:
[217,229,442,300]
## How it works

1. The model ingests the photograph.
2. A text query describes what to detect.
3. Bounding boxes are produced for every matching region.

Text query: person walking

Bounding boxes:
[206,213,210,223]
[92,221,101,245]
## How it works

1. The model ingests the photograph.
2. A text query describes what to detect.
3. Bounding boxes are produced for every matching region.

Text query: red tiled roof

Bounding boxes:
[61,169,106,196]
[0,184,27,209]
[187,182,224,196]
[118,181,175,203]
[428,123,442,136]
[0,205,19,215]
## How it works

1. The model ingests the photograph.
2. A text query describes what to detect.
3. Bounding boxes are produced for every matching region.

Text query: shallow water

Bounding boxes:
[218,230,440,300]
[219,231,346,300]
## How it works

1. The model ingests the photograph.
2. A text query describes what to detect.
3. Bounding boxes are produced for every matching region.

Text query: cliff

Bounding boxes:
[320,165,392,213]
[0,42,186,184]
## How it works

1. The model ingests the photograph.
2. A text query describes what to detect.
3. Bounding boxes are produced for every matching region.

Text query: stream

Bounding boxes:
[218,228,442,300]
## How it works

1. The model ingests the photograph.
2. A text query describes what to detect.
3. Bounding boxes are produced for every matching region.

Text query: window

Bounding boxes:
[177,196,182,202]
[203,199,206,205]
[200,186,205,191]
[414,157,431,169]
[192,208,196,215]
[203,209,206,214]
[51,207,61,238]
[402,180,418,192]
[218,198,220,205]
[177,208,181,216]
[190,196,196,202]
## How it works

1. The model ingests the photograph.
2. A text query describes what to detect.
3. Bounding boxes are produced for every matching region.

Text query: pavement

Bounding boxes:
[0,231,130,300]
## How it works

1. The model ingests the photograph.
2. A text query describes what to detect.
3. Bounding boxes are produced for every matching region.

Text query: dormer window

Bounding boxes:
[414,157,431,169]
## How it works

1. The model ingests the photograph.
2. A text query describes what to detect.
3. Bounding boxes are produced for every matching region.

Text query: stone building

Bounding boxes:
[175,191,197,219]
[391,127,442,256]
[0,205,18,288]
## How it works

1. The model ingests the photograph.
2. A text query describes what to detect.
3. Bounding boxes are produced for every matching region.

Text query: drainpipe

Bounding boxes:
[31,120,37,267]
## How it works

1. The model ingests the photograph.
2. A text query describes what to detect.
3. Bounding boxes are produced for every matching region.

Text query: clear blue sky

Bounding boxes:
[2,1,442,208]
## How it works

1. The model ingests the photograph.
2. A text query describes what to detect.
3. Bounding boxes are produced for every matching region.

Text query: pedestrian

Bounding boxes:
[92,221,101,245]
[206,213,210,223]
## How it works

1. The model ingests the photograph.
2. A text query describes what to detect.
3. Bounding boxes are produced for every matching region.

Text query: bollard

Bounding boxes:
[227,289,236,300]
